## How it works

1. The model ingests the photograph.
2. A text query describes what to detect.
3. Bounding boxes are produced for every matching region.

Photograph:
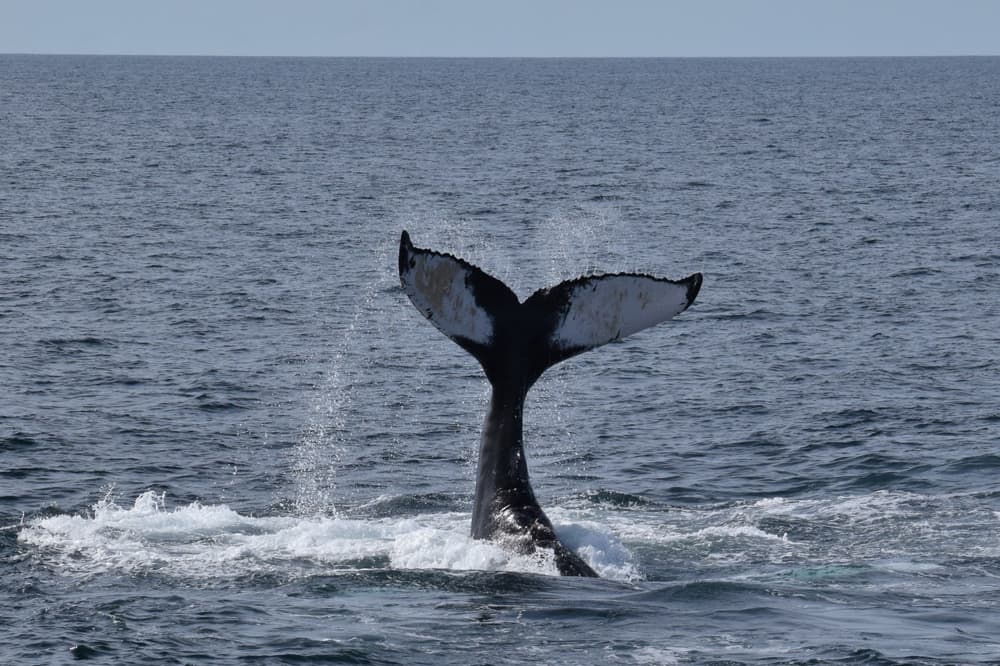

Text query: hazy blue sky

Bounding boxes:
[3,0,998,57]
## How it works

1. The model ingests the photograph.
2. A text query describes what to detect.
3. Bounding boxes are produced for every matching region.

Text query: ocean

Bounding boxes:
[2,55,999,664]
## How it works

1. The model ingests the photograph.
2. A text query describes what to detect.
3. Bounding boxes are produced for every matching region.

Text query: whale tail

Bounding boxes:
[398,230,702,386]
[398,230,701,576]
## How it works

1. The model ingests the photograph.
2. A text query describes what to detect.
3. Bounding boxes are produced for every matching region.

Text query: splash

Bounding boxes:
[290,237,396,516]
[283,213,651,572]
[18,491,637,581]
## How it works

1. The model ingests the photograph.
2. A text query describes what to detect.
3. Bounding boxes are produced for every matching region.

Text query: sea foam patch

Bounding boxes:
[18,490,635,581]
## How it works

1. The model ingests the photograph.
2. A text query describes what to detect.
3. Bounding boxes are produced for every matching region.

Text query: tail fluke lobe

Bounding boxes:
[398,230,519,365]
[399,231,701,382]
[528,271,702,365]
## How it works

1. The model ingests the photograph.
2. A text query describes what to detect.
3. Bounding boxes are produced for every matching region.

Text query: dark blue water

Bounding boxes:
[2,55,1000,664]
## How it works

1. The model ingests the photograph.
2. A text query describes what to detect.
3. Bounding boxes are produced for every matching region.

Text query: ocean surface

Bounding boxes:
[2,55,999,664]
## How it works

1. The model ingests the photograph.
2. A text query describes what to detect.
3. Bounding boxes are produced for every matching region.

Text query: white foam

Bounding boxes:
[18,491,637,581]
[632,646,688,665]
[610,519,791,546]
[549,514,642,580]
[390,524,561,576]
[874,559,943,574]
[748,490,935,523]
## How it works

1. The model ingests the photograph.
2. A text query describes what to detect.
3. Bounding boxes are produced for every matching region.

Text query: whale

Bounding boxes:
[398,230,702,576]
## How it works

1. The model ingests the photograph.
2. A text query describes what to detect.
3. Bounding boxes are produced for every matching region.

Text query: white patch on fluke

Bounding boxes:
[401,252,493,345]
[552,275,691,350]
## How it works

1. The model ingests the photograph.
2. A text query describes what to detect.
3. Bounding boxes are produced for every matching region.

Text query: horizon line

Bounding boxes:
[3,52,999,59]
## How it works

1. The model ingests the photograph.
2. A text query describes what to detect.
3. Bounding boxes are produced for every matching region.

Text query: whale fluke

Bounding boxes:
[398,230,702,576]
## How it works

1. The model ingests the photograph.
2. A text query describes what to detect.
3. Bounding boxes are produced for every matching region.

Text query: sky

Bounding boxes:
[2,0,998,58]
